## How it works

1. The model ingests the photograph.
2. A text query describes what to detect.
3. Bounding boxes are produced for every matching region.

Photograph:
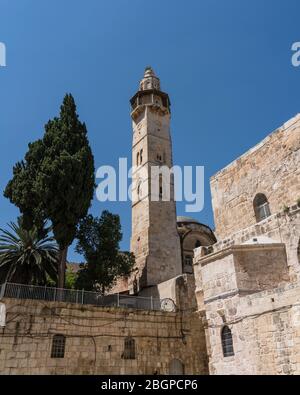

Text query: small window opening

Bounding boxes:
[122,337,136,360]
[253,193,271,222]
[221,326,234,358]
[51,335,66,358]
[195,240,201,248]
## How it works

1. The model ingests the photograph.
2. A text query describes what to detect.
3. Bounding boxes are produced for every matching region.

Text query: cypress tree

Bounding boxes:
[5,94,95,287]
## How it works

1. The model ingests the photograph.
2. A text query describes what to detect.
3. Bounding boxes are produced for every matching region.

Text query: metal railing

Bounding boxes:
[0,282,162,311]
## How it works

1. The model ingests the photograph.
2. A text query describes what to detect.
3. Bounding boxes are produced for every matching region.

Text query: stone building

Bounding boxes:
[0,68,299,375]
[0,289,208,375]
[112,68,215,299]
[0,68,211,375]
[194,114,300,375]
[177,216,216,274]
[130,67,182,291]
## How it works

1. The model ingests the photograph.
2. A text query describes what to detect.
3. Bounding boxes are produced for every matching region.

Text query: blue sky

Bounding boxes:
[0,0,300,262]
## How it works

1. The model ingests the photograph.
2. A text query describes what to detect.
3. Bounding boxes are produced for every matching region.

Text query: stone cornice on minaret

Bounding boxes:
[130,67,171,120]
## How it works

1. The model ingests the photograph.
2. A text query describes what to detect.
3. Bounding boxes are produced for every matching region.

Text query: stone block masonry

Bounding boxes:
[211,114,300,240]
[0,298,208,375]
[202,283,300,375]
[193,112,300,375]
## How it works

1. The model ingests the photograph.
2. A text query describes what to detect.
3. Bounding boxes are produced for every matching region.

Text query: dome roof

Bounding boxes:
[177,216,217,244]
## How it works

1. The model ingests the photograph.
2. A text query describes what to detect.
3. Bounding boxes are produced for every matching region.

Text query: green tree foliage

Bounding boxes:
[75,211,135,293]
[0,218,58,285]
[45,264,78,289]
[4,94,95,287]
[65,265,78,289]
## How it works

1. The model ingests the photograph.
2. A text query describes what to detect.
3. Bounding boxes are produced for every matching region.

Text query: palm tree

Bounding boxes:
[0,218,58,285]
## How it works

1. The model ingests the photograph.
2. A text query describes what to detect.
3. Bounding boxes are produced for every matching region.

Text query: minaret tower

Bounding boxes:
[129,67,182,292]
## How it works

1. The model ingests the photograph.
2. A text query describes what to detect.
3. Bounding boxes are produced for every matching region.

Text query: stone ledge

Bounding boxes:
[194,242,286,267]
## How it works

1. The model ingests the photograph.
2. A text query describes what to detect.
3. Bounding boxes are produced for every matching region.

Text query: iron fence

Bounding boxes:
[0,282,163,311]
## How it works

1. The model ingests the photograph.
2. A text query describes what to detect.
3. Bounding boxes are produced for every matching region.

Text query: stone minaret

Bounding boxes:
[129,67,182,293]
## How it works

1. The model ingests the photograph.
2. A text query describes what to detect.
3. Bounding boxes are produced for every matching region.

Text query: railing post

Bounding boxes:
[0,284,161,312]
[0,283,6,299]
[17,284,21,299]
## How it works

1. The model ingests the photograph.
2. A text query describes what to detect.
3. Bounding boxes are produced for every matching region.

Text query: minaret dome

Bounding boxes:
[139,66,161,91]
[130,67,170,118]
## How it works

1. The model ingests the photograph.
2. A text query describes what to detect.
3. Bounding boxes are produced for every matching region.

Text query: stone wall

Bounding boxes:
[194,242,290,302]
[211,114,300,240]
[194,205,300,375]
[192,113,300,375]
[0,298,208,375]
[193,204,300,375]
[201,283,300,375]
[200,206,300,280]
[194,238,300,375]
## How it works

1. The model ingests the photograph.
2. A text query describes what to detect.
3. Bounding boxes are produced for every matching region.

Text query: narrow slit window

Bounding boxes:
[137,181,142,200]
[221,326,234,358]
[159,175,163,199]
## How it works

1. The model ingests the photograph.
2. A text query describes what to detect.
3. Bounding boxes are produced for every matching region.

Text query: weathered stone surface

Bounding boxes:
[211,114,300,240]
[1,74,299,376]
[194,114,300,375]
[0,298,208,375]
[130,69,182,291]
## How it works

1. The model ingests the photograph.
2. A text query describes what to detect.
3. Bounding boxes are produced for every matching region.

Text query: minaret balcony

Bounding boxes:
[130,89,170,119]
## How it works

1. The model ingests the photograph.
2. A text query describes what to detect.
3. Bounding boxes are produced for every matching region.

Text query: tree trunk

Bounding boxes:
[58,246,68,289]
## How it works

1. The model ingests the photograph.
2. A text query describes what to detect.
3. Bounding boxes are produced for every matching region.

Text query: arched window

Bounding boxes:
[51,334,66,358]
[253,193,271,222]
[122,337,135,360]
[221,326,234,358]
[195,240,201,248]
[297,239,300,264]
[136,152,140,166]
[140,149,143,164]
